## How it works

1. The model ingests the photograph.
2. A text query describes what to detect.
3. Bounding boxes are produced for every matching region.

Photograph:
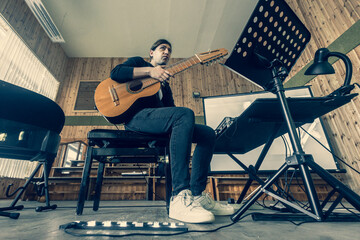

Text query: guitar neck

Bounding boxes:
[139,55,201,90]
[165,56,201,76]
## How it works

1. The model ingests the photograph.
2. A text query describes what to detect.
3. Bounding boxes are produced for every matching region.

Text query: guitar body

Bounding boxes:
[94,78,161,123]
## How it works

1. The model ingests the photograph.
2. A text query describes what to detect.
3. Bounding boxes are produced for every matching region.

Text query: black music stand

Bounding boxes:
[220,0,360,222]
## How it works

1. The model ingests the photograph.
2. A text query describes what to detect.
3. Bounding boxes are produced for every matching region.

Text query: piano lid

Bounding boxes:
[0,80,65,134]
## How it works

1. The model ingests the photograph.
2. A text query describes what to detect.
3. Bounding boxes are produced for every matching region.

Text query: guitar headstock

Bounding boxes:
[196,48,228,65]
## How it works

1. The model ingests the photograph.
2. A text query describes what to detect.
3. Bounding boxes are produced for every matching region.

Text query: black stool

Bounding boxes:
[76,129,171,215]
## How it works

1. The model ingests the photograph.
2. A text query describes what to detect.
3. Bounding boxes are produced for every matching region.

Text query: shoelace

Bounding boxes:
[204,193,212,203]
[181,191,194,207]
[201,193,215,208]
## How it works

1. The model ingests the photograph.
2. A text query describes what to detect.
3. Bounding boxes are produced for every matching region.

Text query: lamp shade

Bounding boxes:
[304,48,335,75]
[304,61,335,75]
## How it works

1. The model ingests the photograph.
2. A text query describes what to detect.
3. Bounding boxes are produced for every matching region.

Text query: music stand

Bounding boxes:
[222,0,360,222]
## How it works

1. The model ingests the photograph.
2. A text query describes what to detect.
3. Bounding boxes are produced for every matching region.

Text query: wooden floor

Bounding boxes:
[0,200,359,240]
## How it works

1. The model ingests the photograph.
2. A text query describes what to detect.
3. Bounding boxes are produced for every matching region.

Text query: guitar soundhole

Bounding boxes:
[128,80,143,92]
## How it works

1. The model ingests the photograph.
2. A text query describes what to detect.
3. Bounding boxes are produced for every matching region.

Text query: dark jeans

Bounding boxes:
[125,107,216,196]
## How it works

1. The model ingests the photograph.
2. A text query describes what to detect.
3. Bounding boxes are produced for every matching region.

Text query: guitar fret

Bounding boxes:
[168,56,200,75]
[176,65,182,72]
[179,62,185,69]
[144,79,157,88]
[190,57,199,65]
[179,62,186,71]
[183,60,190,68]
[183,59,194,69]
[168,69,175,76]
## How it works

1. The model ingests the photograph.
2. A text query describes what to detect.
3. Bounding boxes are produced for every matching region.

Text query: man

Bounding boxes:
[110,39,234,223]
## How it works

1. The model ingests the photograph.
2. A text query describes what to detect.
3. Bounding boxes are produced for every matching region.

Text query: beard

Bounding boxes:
[158,61,167,66]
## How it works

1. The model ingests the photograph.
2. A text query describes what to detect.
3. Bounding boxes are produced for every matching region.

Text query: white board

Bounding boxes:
[203,87,338,172]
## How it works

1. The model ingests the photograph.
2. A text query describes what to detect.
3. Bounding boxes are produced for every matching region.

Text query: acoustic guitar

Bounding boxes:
[94,48,228,124]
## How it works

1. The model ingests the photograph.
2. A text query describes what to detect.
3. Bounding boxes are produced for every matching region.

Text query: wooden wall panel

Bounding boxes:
[287,0,360,80]
[285,0,360,193]
[0,0,68,86]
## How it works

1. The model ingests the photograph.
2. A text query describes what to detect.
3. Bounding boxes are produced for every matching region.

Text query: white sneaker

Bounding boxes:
[194,192,236,216]
[169,189,215,223]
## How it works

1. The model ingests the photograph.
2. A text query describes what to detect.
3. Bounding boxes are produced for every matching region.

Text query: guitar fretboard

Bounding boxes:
[166,56,201,76]
[137,56,200,90]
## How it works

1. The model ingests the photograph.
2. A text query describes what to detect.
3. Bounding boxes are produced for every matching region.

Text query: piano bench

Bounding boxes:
[76,129,171,215]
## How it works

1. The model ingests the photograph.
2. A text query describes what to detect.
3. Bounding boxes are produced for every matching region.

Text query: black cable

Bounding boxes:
[258,134,311,212]
[292,173,311,210]
[269,134,305,210]
[353,82,360,89]
[281,135,289,159]
[299,126,360,175]
[54,204,166,209]
[136,163,166,201]
[339,202,360,219]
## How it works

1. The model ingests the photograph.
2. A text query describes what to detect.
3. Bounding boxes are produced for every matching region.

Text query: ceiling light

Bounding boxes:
[25,0,65,43]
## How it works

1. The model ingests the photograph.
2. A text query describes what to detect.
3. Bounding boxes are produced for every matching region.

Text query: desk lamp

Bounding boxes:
[305,48,354,96]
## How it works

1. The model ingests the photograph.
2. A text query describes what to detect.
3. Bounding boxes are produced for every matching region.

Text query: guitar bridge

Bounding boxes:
[109,85,119,106]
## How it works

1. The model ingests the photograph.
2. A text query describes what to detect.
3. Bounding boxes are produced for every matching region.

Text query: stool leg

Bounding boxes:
[76,147,93,215]
[93,162,105,211]
[165,154,172,214]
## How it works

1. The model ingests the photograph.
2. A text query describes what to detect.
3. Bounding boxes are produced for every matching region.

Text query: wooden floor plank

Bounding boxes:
[0,200,359,240]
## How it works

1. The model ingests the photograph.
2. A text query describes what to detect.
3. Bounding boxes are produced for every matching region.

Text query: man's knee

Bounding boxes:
[193,124,216,145]
[203,125,216,143]
[174,107,195,123]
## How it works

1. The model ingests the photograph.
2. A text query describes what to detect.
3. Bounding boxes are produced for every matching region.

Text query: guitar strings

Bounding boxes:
[166,56,199,76]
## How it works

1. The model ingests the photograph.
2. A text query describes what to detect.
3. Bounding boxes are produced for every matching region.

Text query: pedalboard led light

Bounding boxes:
[60,220,188,232]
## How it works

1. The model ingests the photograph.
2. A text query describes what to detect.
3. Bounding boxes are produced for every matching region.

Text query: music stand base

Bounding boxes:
[251,213,360,222]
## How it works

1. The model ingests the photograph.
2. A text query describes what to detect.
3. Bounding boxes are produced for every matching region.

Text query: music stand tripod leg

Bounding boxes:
[236,124,280,204]
[228,152,295,212]
[231,162,289,222]
[305,159,360,212]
